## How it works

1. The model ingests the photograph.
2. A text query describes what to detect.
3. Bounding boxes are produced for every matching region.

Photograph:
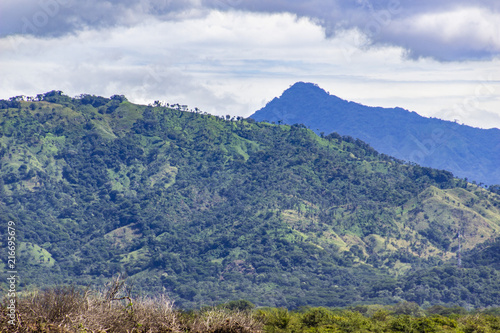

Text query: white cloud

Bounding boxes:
[379,7,500,60]
[410,8,499,44]
[1,10,499,128]
[2,0,500,61]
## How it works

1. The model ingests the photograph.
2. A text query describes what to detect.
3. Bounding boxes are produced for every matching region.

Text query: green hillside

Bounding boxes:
[251,82,500,186]
[1,92,500,308]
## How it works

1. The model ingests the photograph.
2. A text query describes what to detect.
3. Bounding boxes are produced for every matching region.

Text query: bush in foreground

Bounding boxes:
[1,277,262,333]
[2,279,500,332]
[255,305,500,333]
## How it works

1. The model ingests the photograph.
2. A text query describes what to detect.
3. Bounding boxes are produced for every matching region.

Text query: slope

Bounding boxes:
[250,82,500,186]
[1,92,500,309]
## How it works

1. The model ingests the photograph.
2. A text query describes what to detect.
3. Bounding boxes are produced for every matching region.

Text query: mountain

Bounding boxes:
[1,92,500,309]
[250,82,500,186]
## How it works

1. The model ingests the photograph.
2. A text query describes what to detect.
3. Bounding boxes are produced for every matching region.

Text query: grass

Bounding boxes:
[119,247,150,265]
[2,278,500,332]
[1,277,262,333]
[148,164,178,188]
[18,242,55,267]
[104,224,142,249]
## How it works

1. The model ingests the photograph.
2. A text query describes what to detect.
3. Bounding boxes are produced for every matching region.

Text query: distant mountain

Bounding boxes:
[1,92,500,309]
[251,82,500,186]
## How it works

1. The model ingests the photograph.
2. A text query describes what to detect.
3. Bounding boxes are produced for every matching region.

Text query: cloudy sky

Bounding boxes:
[1,0,500,128]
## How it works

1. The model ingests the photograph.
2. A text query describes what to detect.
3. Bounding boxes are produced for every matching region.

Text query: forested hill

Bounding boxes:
[250,82,500,186]
[1,91,500,309]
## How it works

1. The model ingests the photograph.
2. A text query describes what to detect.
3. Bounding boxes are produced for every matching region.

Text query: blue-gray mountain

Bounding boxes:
[251,82,500,186]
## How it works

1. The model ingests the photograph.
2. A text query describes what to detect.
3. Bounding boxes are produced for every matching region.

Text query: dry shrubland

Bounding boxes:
[2,277,500,332]
[0,277,262,333]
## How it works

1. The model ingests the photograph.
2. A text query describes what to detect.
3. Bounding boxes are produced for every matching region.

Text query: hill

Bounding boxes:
[1,91,500,309]
[250,82,500,186]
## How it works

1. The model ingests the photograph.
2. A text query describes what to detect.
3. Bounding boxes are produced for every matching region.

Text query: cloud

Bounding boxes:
[0,11,332,116]
[2,9,499,130]
[379,7,500,60]
[218,0,500,61]
[0,0,199,37]
[2,0,499,61]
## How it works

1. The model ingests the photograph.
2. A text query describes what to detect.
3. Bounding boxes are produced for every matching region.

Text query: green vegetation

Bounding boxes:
[251,81,500,186]
[258,305,500,333]
[2,282,500,332]
[1,92,500,309]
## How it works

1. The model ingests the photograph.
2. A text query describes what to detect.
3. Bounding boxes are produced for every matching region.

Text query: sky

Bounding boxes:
[1,0,500,129]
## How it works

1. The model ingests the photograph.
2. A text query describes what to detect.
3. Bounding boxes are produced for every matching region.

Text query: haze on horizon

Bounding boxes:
[1,0,499,129]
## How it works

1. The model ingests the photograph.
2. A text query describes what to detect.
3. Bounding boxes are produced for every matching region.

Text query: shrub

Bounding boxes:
[0,279,262,333]
[301,307,331,327]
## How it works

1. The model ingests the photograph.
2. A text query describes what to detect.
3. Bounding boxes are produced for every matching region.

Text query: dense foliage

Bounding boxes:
[251,82,500,186]
[257,305,500,333]
[2,284,500,333]
[1,92,500,309]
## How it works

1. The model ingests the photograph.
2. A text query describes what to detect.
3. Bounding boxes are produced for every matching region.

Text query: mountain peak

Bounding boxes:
[287,81,325,91]
[281,81,331,99]
[251,82,500,185]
